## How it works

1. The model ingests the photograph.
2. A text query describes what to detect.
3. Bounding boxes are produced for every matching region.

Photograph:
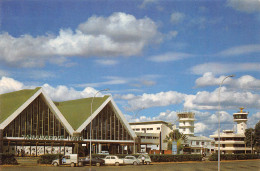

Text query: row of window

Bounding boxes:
[139,136,159,139]
[132,127,160,131]
[191,141,214,146]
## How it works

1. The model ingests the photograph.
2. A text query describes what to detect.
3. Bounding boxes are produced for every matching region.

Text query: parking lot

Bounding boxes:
[1,160,259,171]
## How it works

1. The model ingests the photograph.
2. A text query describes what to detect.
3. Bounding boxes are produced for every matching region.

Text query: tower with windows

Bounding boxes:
[233,107,248,134]
[177,112,195,136]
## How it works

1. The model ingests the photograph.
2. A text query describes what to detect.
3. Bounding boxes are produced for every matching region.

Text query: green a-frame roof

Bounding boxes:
[0,87,41,124]
[0,88,136,139]
[55,96,110,130]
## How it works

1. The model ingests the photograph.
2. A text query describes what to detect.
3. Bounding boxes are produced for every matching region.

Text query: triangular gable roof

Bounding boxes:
[0,88,41,125]
[0,88,74,135]
[74,96,136,139]
[55,96,110,131]
[56,96,136,139]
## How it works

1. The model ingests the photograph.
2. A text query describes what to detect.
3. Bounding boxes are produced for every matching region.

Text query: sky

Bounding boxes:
[0,0,260,137]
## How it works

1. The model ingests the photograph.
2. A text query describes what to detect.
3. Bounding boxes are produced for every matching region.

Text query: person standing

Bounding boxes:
[141,155,145,165]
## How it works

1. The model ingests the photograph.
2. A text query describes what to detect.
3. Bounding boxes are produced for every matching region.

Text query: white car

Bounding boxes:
[103,155,124,166]
[123,156,140,165]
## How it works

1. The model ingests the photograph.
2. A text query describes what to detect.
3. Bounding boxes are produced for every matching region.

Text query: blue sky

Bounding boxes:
[0,0,260,137]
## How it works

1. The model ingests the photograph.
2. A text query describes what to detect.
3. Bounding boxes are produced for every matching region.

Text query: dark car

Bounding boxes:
[79,156,105,166]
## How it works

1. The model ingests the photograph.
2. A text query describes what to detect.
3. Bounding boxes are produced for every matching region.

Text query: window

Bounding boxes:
[196,141,199,145]
[183,128,186,131]
[202,142,204,145]
[157,127,160,130]
[111,157,116,159]
[183,121,186,125]
[136,128,140,131]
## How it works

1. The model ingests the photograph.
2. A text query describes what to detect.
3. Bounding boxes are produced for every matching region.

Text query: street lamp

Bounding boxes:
[90,88,109,167]
[218,75,235,171]
[132,107,145,154]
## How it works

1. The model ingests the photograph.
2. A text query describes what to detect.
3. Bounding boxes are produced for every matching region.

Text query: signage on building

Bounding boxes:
[22,135,84,141]
[172,141,177,155]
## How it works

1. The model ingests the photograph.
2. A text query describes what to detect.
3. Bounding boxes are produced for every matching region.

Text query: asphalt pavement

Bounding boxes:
[0,160,259,171]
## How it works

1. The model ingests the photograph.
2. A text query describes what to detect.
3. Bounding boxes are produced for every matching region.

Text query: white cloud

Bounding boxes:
[117,91,186,110]
[191,62,260,75]
[0,12,161,68]
[77,76,128,88]
[167,30,178,39]
[95,59,119,66]
[195,72,260,91]
[217,44,260,56]
[184,87,260,110]
[149,52,192,62]
[194,122,207,133]
[0,76,104,102]
[0,77,24,94]
[139,0,158,9]
[227,0,260,13]
[170,12,185,24]
[248,112,260,128]
[42,84,101,101]
[0,70,9,77]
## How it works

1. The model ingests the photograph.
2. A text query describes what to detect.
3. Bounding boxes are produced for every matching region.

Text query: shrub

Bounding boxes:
[209,153,260,161]
[37,154,63,164]
[0,153,18,165]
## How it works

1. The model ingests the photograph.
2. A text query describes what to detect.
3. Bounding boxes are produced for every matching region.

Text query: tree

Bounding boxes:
[163,129,187,154]
[254,121,260,153]
[244,128,255,153]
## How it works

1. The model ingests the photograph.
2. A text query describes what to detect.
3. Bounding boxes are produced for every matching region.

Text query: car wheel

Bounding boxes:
[53,162,58,167]
[115,162,119,166]
[70,162,75,167]
[78,162,83,167]
[146,162,150,165]
[96,163,101,166]
[133,161,137,166]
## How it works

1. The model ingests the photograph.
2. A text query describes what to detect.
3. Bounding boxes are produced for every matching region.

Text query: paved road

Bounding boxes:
[1,160,259,171]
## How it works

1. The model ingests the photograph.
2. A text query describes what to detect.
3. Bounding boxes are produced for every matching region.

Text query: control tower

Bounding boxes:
[233,107,248,134]
[177,112,195,136]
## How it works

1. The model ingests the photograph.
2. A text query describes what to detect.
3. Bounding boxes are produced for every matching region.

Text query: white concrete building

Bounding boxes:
[177,112,195,136]
[210,108,251,154]
[129,121,176,152]
[177,111,215,154]
[185,136,215,155]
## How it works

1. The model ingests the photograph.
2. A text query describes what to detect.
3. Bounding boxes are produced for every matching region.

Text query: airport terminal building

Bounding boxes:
[0,88,137,156]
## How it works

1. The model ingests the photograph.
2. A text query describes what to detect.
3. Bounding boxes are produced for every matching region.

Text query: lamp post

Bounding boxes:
[218,75,235,171]
[132,107,145,154]
[90,88,109,167]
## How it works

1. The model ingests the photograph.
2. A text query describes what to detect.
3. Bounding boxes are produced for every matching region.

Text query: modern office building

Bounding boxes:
[129,121,175,152]
[178,111,214,155]
[210,108,251,154]
[177,112,195,136]
[0,88,137,156]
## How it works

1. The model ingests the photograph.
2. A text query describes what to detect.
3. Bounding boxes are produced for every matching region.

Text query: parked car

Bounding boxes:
[97,151,109,155]
[52,154,79,167]
[137,155,151,165]
[79,156,105,166]
[103,155,124,166]
[123,155,140,165]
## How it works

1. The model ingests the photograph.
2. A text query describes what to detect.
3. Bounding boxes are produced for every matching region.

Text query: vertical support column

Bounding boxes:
[48,108,50,137]
[114,113,116,140]
[109,113,112,140]
[36,142,38,157]
[0,129,3,153]
[36,98,39,136]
